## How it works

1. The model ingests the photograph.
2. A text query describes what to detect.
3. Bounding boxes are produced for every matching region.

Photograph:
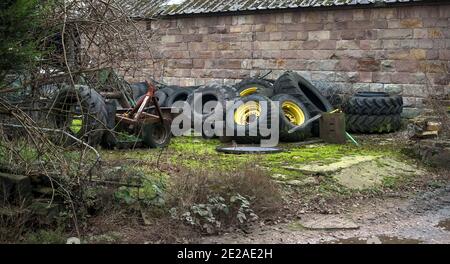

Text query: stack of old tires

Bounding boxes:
[343,92,403,133]
[188,71,333,144]
[186,82,238,139]
[50,72,405,150]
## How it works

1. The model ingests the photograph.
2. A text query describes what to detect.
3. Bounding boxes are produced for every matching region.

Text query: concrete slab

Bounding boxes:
[283,155,380,175]
[333,158,424,190]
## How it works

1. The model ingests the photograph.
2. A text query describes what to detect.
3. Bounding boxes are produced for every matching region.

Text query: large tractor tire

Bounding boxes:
[154,90,168,106]
[343,92,403,115]
[159,86,177,97]
[235,78,274,98]
[164,89,192,107]
[101,101,118,149]
[346,114,402,133]
[142,120,172,148]
[226,94,273,144]
[274,71,333,136]
[187,83,237,138]
[271,94,312,142]
[52,85,108,146]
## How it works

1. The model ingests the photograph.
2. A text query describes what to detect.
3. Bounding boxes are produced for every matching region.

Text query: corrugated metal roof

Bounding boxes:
[114,0,171,18]
[117,0,424,18]
[162,0,422,16]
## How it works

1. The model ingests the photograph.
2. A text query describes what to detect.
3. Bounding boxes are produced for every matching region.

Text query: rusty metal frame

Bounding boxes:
[114,80,169,126]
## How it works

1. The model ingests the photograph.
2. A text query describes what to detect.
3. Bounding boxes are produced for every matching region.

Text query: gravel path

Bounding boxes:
[202,184,450,244]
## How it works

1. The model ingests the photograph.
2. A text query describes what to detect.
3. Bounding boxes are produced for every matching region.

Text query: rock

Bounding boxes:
[413,139,450,169]
[283,155,380,175]
[299,214,360,230]
[271,174,289,181]
[402,108,424,119]
[415,131,438,139]
[426,121,441,132]
[333,158,424,190]
[367,236,383,244]
[67,237,81,244]
[141,210,152,226]
[285,177,318,187]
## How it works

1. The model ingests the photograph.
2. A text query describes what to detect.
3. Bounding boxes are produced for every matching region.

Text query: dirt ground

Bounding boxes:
[86,133,449,244]
[201,182,450,244]
[7,133,449,244]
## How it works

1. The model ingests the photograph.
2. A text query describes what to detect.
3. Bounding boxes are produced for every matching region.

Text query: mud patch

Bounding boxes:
[436,219,450,231]
[333,158,424,190]
[329,235,422,244]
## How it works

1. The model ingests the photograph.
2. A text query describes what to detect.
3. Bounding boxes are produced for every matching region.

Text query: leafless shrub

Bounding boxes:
[0,0,159,240]
[0,203,31,242]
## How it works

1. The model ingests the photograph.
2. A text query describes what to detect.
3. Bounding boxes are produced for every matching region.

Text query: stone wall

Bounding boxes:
[124,4,450,114]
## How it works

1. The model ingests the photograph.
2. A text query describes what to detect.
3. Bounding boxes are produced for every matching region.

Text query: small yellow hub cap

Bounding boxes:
[234,101,261,125]
[70,117,83,134]
[239,87,258,97]
[282,101,305,126]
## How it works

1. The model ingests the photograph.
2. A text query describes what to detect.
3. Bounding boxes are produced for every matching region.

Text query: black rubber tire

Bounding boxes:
[52,85,108,146]
[346,114,402,134]
[311,80,344,109]
[187,83,238,137]
[159,86,176,97]
[155,90,168,106]
[183,85,201,91]
[274,71,333,112]
[141,120,172,148]
[235,78,274,98]
[226,94,273,144]
[164,89,193,107]
[130,82,148,100]
[343,92,403,115]
[271,94,312,142]
[101,101,118,149]
[274,71,333,136]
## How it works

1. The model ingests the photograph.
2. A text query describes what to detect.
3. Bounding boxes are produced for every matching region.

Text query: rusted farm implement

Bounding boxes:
[109,80,178,148]
[101,81,178,148]
[35,71,180,149]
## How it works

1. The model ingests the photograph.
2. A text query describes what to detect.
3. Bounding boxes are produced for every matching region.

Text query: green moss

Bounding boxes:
[382,176,399,188]
[317,177,353,197]
[101,136,419,206]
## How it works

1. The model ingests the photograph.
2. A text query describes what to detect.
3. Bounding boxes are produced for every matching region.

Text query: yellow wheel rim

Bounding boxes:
[234,101,261,125]
[239,87,258,97]
[282,101,305,126]
[70,116,83,134]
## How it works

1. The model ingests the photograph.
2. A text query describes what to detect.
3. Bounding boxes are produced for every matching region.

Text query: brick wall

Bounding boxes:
[124,4,450,114]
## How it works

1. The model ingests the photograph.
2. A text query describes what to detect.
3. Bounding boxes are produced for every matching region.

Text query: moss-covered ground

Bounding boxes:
[100,135,423,204]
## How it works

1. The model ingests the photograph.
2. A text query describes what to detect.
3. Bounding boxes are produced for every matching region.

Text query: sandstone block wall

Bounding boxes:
[123,4,450,113]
